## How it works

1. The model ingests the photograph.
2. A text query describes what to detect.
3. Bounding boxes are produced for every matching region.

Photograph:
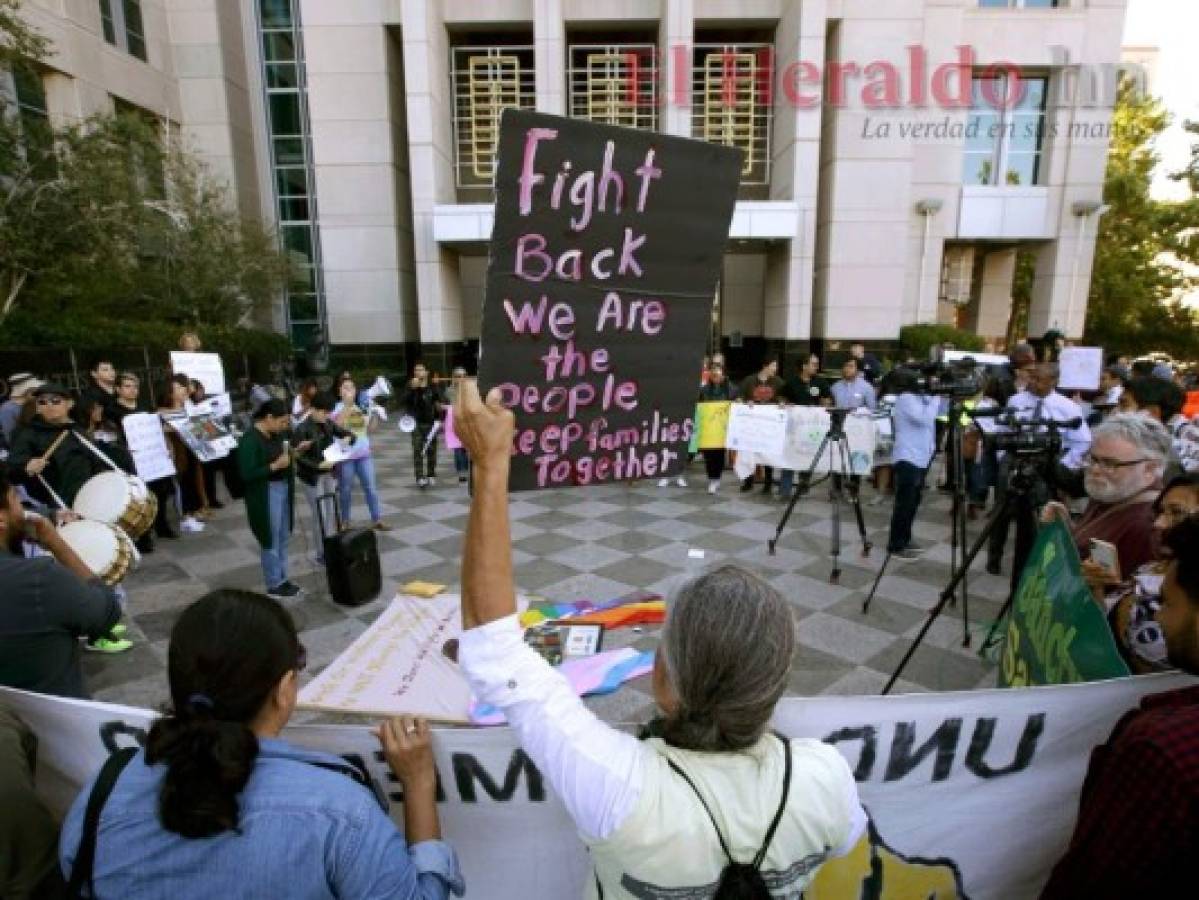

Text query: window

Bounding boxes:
[123,1,147,62]
[978,0,1060,7]
[257,0,326,347]
[99,0,116,44]
[451,45,535,188]
[962,74,1048,187]
[691,44,773,186]
[567,44,657,130]
[99,0,148,62]
[5,64,54,174]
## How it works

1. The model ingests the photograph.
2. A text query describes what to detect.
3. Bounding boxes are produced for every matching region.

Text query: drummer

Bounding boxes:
[7,383,103,508]
[0,460,128,697]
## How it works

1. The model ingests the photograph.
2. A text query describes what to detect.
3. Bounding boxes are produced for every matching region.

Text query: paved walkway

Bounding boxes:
[86,429,1007,724]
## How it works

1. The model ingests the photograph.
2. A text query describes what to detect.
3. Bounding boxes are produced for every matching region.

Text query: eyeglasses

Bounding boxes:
[1083,454,1148,471]
[295,643,307,672]
[36,396,65,406]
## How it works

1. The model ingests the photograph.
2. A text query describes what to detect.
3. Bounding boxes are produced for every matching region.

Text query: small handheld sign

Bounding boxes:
[478,110,742,491]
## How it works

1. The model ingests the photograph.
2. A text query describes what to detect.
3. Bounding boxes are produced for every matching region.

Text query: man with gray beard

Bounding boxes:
[1041,413,1171,578]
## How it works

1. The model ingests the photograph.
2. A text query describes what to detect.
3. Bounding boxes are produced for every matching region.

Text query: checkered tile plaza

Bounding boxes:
[88,428,1007,723]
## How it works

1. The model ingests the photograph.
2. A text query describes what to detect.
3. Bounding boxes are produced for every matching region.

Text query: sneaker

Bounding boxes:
[109,623,128,638]
[428,477,437,486]
[85,636,134,654]
[658,478,670,487]
[707,481,720,494]
[675,476,688,488]
[892,547,923,561]
[180,516,205,533]
[373,521,392,532]
[740,479,754,493]
[267,582,302,599]
[417,478,429,489]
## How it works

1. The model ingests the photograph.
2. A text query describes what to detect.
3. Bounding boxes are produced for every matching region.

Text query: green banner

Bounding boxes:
[999,520,1131,687]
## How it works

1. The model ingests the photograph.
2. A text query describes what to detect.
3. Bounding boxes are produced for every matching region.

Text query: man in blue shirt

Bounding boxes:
[830,358,877,411]
[887,371,941,559]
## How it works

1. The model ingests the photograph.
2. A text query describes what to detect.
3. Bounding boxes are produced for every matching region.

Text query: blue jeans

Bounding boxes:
[337,455,381,524]
[453,448,469,475]
[260,480,290,590]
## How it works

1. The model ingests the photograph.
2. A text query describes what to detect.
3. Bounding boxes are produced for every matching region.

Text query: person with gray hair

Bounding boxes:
[450,378,866,898]
[1041,412,1172,579]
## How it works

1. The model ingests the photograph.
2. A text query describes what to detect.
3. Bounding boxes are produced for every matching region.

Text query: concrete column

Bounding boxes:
[302,0,413,344]
[398,0,464,346]
[965,248,1017,340]
[658,0,692,138]
[534,0,566,115]
[165,0,261,217]
[1030,225,1094,340]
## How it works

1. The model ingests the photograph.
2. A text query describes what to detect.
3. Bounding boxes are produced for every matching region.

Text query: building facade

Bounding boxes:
[9,0,1131,374]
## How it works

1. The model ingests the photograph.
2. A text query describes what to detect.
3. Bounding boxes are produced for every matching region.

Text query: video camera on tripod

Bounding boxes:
[890,360,983,401]
[970,408,1079,462]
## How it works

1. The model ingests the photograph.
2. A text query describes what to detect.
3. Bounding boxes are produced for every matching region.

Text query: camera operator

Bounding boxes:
[886,369,941,560]
[985,362,1091,580]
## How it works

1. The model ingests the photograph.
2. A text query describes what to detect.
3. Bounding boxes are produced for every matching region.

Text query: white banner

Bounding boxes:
[735,407,878,480]
[726,404,788,456]
[5,674,1193,899]
[121,413,175,482]
[170,351,225,396]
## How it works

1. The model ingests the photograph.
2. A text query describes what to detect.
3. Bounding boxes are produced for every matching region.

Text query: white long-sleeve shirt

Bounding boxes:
[1005,390,1092,469]
[457,616,867,868]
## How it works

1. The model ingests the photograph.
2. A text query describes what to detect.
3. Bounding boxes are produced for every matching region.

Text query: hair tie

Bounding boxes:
[187,693,215,713]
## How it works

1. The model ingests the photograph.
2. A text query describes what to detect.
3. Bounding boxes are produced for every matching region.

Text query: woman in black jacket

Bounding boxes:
[697,363,738,494]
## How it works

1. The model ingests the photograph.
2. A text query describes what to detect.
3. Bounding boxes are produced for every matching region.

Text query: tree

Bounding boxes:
[1084,80,1199,358]
[1,1,290,343]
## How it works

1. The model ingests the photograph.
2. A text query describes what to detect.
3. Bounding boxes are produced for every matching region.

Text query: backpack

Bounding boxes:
[665,733,793,899]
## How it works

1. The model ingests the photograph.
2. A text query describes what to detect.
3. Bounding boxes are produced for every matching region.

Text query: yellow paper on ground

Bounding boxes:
[697,401,732,449]
[402,580,446,598]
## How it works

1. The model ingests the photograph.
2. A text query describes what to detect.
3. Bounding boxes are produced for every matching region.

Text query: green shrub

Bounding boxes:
[899,324,985,360]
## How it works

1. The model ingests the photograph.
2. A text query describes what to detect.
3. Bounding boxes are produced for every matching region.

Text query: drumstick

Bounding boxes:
[40,429,70,463]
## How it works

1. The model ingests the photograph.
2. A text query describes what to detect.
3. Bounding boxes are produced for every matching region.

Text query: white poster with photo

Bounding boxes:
[170,351,225,396]
[734,407,878,480]
[726,403,788,457]
[1058,347,1104,391]
[6,674,1195,900]
[121,413,175,481]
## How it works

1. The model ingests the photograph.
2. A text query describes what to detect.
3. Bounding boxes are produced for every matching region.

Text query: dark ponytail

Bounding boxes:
[145,590,301,838]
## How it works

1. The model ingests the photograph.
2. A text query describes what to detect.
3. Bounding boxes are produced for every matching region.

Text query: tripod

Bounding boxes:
[881,453,1046,694]
[862,396,973,653]
[768,409,872,584]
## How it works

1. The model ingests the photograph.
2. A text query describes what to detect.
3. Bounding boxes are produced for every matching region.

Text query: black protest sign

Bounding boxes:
[479,110,741,491]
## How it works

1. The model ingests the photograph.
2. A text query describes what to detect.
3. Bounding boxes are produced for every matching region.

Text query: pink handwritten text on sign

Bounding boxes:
[478,111,742,491]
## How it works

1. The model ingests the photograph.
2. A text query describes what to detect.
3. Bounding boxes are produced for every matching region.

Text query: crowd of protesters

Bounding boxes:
[2,330,1199,898]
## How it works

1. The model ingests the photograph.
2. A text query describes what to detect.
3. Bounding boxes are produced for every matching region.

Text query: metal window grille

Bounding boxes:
[451,46,535,188]
[692,44,772,186]
[567,44,657,130]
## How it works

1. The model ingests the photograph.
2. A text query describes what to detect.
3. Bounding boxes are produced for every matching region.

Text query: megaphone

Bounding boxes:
[367,375,392,401]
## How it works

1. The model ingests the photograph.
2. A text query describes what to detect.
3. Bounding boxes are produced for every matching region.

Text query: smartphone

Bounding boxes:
[1089,539,1120,581]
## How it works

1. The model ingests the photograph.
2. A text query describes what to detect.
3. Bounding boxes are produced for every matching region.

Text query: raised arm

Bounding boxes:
[452,379,517,629]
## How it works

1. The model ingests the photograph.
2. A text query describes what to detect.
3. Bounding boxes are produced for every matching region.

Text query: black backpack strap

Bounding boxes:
[666,758,737,865]
[753,734,793,869]
[68,747,137,898]
[666,733,794,872]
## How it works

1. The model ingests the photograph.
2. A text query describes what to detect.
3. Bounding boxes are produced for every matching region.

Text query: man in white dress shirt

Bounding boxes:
[985,363,1091,583]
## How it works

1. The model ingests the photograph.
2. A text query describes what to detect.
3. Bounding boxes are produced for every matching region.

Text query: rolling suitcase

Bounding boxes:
[315,491,381,607]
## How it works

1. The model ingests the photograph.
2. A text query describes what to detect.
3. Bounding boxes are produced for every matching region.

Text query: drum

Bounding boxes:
[58,520,138,586]
[73,471,157,540]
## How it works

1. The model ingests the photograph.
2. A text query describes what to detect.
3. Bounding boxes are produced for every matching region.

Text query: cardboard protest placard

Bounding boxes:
[726,403,788,457]
[170,351,225,395]
[696,401,732,449]
[478,110,741,491]
[999,520,1130,687]
[1058,347,1104,392]
[121,413,175,481]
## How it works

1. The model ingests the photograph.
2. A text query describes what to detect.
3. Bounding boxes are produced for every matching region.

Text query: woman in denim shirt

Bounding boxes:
[60,590,464,899]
